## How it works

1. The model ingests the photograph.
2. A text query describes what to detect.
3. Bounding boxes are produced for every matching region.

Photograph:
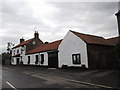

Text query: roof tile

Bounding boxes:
[13,38,33,48]
[107,36,120,45]
[27,39,62,54]
[70,30,113,46]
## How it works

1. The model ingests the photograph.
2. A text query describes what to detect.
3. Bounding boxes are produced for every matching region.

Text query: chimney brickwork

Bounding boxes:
[34,31,39,39]
[20,38,25,43]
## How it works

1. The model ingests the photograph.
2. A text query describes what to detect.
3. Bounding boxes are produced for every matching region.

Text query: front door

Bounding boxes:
[48,51,58,68]
[16,58,20,65]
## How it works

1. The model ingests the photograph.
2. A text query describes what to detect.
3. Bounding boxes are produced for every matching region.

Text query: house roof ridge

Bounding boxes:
[49,39,63,44]
[13,38,34,48]
[70,30,104,39]
[26,39,63,54]
[107,36,120,40]
[70,30,113,46]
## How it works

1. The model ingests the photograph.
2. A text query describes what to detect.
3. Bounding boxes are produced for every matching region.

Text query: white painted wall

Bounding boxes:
[58,31,88,68]
[11,31,88,68]
[11,45,26,65]
[12,47,21,56]
[39,52,48,66]
[25,52,48,66]
[25,53,39,65]
[11,57,16,65]
[11,44,48,66]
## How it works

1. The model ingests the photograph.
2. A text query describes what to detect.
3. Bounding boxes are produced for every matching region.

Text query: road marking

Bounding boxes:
[3,68,11,71]
[48,68,56,70]
[65,78,113,89]
[6,81,17,90]
[31,74,41,78]
[30,72,114,89]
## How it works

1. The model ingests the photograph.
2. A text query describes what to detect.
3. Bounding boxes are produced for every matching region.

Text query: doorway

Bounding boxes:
[48,51,58,68]
[16,58,20,65]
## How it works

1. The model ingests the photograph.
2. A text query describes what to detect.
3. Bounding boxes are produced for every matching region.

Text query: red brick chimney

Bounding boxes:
[34,31,39,39]
[20,38,25,43]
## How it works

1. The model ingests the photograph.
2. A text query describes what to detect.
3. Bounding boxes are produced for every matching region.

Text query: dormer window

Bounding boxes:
[33,41,36,44]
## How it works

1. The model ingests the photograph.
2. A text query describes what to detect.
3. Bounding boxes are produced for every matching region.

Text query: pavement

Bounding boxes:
[2,65,120,89]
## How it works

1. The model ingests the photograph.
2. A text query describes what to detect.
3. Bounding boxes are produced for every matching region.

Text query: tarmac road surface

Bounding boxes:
[2,68,96,89]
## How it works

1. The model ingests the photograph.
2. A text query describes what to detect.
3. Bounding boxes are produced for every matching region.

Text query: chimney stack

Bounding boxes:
[44,42,49,44]
[20,38,25,43]
[34,31,39,39]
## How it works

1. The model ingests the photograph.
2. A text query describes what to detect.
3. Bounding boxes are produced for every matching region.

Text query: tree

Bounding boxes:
[2,52,11,65]
[7,42,14,54]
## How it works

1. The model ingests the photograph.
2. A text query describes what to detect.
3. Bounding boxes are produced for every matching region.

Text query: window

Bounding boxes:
[41,54,44,64]
[27,56,30,65]
[21,46,25,51]
[17,49,19,54]
[72,54,81,64]
[14,50,15,55]
[35,55,39,65]
[21,50,22,54]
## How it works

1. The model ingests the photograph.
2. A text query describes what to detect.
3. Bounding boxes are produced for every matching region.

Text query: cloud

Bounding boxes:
[0,1,118,53]
[49,2,118,37]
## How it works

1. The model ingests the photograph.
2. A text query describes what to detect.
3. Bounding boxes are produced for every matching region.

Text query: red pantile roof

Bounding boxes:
[27,39,62,54]
[13,38,34,48]
[70,30,113,46]
[107,36,120,45]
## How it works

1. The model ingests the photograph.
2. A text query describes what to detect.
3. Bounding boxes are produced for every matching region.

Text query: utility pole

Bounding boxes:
[115,1,120,37]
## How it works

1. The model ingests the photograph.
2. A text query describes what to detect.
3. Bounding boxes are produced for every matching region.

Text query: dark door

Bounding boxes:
[41,54,44,64]
[48,51,58,68]
[16,58,19,65]
[28,56,30,65]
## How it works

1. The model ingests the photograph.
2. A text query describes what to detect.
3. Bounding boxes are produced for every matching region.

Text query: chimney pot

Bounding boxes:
[44,42,49,44]
[34,31,39,39]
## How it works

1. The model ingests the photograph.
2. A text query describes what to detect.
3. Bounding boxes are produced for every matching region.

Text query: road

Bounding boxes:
[0,64,2,90]
[2,68,96,89]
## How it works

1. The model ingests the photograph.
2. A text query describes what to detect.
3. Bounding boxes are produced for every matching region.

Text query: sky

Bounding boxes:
[0,0,119,53]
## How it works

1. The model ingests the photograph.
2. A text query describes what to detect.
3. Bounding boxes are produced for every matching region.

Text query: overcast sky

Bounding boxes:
[0,0,119,53]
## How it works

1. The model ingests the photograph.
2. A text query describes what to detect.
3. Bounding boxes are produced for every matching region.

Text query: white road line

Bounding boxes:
[6,81,17,90]
[0,76,2,79]
[65,78,113,89]
[30,72,114,89]
[48,68,56,70]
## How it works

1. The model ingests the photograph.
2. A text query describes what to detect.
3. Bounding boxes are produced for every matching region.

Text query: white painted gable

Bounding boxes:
[58,31,88,68]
